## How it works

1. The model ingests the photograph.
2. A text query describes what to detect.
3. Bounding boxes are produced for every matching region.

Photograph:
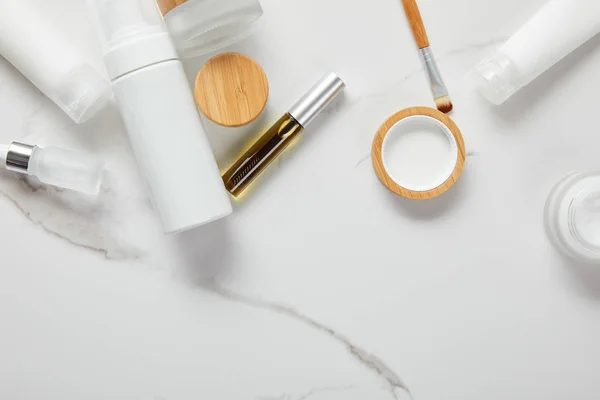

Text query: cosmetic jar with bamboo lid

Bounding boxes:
[195,52,269,127]
[156,0,263,59]
[372,107,466,200]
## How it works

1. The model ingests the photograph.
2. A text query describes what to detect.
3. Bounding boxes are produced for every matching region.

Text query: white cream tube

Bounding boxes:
[0,1,112,123]
[473,0,600,105]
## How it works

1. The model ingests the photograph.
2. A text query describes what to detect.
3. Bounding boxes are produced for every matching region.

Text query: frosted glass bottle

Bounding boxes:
[29,146,106,195]
[2,141,105,195]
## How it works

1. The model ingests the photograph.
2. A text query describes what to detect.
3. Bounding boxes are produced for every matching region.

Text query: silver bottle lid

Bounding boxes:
[6,141,35,174]
[289,72,346,128]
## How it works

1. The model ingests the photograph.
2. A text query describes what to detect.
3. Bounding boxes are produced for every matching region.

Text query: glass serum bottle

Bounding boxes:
[223,73,345,197]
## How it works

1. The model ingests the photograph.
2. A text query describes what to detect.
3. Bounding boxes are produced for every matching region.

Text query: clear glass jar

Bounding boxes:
[158,0,263,59]
[545,171,600,263]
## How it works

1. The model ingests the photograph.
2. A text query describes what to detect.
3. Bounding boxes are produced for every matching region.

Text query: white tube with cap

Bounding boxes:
[1,141,106,195]
[0,0,112,123]
[472,0,600,105]
[87,0,232,234]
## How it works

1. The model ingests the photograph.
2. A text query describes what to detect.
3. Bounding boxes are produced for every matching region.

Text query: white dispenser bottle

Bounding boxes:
[0,0,112,123]
[88,0,232,234]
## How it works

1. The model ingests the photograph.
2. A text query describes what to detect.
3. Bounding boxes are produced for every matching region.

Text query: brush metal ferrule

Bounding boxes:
[419,46,449,99]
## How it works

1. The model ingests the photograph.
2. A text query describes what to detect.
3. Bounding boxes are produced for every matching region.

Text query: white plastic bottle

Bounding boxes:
[472,0,600,105]
[0,0,112,123]
[88,0,232,234]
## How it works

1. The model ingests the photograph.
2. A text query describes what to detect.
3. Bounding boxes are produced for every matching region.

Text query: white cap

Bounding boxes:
[472,52,522,105]
[52,64,113,124]
[88,0,178,80]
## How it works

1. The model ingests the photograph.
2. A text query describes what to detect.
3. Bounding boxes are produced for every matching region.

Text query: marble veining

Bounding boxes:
[0,172,157,259]
[204,280,412,399]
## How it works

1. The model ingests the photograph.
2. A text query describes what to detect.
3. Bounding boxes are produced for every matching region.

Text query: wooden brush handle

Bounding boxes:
[401,0,430,49]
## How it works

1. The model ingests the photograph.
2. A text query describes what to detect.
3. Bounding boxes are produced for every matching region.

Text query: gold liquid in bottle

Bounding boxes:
[223,114,303,197]
[222,72,346,198]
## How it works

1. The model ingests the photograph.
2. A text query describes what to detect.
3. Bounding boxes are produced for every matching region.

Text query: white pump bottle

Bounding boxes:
[88,0,232,234]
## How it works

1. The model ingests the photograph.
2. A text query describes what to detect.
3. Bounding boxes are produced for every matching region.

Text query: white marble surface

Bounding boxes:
[2,0,600,399]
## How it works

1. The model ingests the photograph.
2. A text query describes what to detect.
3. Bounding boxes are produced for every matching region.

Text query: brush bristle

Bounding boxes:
[435,96,453,114]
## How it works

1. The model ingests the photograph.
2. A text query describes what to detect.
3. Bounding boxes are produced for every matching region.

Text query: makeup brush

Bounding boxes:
[401,0,453,113]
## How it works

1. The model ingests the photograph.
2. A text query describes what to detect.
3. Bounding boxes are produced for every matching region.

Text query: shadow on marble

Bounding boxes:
[66,104,126,149]
[0,167,158,259]
[559,254,600,301]
[175,219,235,283]
[491,35,600,123]
[386,168,469,220]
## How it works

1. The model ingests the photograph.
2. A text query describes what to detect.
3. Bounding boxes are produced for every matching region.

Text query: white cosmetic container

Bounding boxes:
[0,1,112,123]
[0,141,105,195]
[545,172,600,264]
[472,0,600,105]
[88,0,232,234]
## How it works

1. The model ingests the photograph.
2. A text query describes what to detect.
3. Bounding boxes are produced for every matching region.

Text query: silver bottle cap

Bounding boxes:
[6,141,35,174]
[289,72,345,127]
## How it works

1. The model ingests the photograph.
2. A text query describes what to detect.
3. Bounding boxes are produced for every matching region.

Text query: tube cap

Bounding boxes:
[472,52,521,105]
[52,64,113,124]
[289,72,345,127]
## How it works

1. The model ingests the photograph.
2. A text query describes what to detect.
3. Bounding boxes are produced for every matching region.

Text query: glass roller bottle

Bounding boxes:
[222,73,345,197]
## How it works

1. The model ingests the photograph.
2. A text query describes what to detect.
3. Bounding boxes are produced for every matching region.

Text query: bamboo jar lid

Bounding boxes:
[372,107,466,200]
[195,52,269,127]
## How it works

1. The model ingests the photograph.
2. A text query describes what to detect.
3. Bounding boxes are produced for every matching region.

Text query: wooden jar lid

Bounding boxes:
[195,52,269,127]
[372,106,466,200]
